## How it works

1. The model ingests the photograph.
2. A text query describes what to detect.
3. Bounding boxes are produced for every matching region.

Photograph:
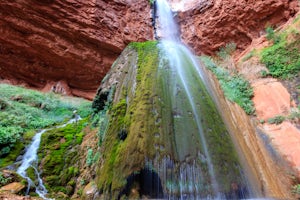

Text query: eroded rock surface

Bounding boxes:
[0,0,153,99]
[176,0,299,55]
[252,78,294,121]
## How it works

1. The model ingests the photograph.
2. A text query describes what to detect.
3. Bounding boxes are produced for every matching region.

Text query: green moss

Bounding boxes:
[26,167,36,181]
[158,47,242,191]
[0,141,24,168]
[96,40,245,197]
[96,41,160,197]
[38,118,89,196]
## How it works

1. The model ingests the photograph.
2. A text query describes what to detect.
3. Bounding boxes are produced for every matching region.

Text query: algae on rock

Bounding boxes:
[93,41,248,199]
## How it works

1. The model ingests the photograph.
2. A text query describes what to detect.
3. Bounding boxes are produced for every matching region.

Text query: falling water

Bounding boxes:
[153,0,256,199]
[17,116,80,200]
[157,0,220,196]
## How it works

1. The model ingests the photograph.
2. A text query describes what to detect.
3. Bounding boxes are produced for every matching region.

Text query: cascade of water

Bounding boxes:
[17,116,81,200]
[153,0,259,199]
[156,0,220,197]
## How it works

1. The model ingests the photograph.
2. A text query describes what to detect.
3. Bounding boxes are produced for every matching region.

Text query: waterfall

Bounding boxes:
[153,0,256,199]
[156,0,220,195]
[17,116,81,200]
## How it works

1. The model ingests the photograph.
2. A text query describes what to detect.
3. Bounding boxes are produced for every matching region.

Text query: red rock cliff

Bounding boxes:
[176,0,299,55]
[0,0,153,99]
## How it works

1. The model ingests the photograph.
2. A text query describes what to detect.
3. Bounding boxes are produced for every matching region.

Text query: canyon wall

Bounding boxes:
[0,0,298,98]
[0,0,153,99]
[176,0,299,55]
[200,63,295,199]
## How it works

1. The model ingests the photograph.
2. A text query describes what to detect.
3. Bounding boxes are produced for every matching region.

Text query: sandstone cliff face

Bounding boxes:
[176,0,299,55]
[0,0,153,99]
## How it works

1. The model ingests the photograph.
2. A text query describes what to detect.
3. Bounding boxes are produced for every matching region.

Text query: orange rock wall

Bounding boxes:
[200,63,295,199]
[177,0,299,55]
[0,0,153,99]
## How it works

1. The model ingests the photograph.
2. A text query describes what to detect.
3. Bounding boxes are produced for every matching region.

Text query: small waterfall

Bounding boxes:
[17,116,81,200]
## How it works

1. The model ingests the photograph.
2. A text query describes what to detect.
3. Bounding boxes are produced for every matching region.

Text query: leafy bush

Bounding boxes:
[267,115,285,125]
[261,24,300,79]
[242,50,256,62]
[0,84,92,156]
[217,43,236,60]
[265,26,283,44]
[292,184,300,194]
[261,38,300,79]
[86,149,94,167]
[0,172,11,186]
[200,56,255,114]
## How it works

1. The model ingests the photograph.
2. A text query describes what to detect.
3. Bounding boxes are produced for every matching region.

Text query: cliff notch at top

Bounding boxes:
[0,0,153,99]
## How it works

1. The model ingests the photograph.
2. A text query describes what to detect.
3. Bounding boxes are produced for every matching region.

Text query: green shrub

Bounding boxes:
[0,83,92,156]
[86,149,94,167]
[292,184,300,194]
[0,172,11,186]
[0,126,22,156]
[217,43,236,60]
[287,109,300,121]
[260,70,269,78]
[200,56,255,114]
[261,27,300,79]
[265,26,282,44]
[268,115,285,125]
[242,50,256,62]
[261,39,300,79]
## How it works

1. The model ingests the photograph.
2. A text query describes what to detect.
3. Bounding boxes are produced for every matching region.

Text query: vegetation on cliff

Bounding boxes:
[38,118,89,197]
[261,25,300,79]
[95,41,160,198]
[200,55,255,115]
[92,41,248,199]
[0,84,92,168]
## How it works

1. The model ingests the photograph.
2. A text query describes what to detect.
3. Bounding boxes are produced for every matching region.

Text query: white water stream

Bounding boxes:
[17,116,80,200]
[156,0,220,197]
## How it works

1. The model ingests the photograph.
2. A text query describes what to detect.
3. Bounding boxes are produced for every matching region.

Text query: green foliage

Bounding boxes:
[0,172,11,186]
[288,109,300,121]
[97,42,160,196]
[97,111,109,146]
[265,26,282,44]
[39,118,88,196]
[0,84,92,157]
[217,42,236,60]
[0,127,22,155]
[261,37,300,79]
[292,184,300,194]
[260,70,269,78]
[0,141,24,168]
[242,50,256,62]
[149,0,155,4]
[86,149,94,167]
[267,115,285,125]
[201,56,255,114]
[266,26,275,41]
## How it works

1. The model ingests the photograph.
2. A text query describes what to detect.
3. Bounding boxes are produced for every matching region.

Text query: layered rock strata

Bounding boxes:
[0,0,153,99]
[175,0,299,55]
